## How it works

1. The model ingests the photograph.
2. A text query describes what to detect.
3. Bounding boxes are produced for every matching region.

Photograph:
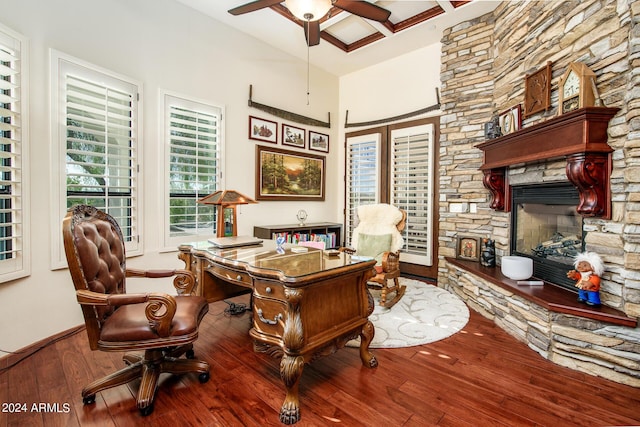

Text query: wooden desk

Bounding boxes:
[178,241,378,424]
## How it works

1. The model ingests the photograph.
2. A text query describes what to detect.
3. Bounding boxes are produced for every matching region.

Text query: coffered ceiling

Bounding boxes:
[175,0,500,76]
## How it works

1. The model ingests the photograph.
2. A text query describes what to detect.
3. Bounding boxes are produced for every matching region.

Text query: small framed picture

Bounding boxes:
[456,236,480,261]
[249,116,277,144]
[282,123,305,148]
[499,104,522,135]
[309,131,329,153]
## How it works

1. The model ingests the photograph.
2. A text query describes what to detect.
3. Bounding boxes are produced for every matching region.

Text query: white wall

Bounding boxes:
[336,43,443,217]
[0,0,338,351]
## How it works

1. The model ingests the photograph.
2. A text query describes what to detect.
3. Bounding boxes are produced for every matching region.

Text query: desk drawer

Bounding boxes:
[253,281,285,300]
[206,264,251,287]
[252,298,286,339]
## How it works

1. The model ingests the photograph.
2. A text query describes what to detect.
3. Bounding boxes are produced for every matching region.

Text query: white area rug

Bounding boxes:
[348,278,470,349]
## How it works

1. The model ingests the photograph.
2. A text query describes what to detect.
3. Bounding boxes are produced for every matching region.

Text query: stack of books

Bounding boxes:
[271,232,337,249]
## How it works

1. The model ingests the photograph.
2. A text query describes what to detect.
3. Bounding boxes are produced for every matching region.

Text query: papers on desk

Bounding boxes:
[208,236,263,248]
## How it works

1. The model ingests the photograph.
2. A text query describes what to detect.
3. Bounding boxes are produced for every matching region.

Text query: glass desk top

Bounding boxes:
[184,239,374,278]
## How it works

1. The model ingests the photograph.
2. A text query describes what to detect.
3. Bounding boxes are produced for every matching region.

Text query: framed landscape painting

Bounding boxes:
[249,116,277,143]
[256,145,325,201]
[309,131,329,153]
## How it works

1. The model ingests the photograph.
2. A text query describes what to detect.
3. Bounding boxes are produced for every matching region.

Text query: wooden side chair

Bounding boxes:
[62,205,210,416]
[341,204,407,308]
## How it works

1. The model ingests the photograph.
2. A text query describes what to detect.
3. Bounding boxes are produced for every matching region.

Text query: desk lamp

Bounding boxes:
[197,190,257,237]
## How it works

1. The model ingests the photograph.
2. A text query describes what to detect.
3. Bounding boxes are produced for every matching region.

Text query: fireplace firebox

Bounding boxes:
[510,182,585,291]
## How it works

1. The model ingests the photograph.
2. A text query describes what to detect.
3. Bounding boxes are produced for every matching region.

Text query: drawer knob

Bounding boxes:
[257,308,282,325]
[265,287,272,294]
[236,275,242,281]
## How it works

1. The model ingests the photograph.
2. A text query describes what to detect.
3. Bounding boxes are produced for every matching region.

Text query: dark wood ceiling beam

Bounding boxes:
[451,1,473,8]
[263,1,469,53]
[390,6,445,33]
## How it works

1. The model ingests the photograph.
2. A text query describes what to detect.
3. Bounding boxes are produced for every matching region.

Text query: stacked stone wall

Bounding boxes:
[438,0,640,386]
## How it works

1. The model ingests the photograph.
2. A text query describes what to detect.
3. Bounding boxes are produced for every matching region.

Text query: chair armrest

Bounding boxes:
[76,289,177,337]
[126,268,196,296]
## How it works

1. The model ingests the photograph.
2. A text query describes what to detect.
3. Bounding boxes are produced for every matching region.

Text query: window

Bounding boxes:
[345,133,381,244]
[162,92,223,249]
[344,118,439,276]
[0,24,29,282]
[390,124,435,265]
[51,51,142,268]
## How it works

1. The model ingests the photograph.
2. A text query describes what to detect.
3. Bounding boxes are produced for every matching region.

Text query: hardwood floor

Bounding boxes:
[2,287,640,427]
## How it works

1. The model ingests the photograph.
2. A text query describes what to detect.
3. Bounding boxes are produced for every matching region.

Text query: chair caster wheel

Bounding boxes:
[186,349,195,359]
[199,372,210,383]
[139,404,154,416]
[82,395,95,405]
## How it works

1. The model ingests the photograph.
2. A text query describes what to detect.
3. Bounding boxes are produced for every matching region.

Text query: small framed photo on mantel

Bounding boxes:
[499,104,522,135]
[456,236,480,262]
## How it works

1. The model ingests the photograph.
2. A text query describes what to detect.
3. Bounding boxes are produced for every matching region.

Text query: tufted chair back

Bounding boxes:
[63,205,127,349]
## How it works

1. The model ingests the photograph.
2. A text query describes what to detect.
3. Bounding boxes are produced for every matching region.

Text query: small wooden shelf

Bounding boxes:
[446,257,636,327]
[253,222,343,248]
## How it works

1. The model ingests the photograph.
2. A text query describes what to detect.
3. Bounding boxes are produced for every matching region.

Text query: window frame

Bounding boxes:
[344,131,383,246]
[160,90,225,250]
[0,23,30,282]
[50,50,143,269]
[390,123,435,266]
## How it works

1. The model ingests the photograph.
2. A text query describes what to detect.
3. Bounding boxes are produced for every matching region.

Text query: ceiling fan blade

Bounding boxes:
[333,0,391,22]
[228,0,283,16]
[304,20,321,46]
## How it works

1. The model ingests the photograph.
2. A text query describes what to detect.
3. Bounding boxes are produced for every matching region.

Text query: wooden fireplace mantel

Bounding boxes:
[476,107,620,219]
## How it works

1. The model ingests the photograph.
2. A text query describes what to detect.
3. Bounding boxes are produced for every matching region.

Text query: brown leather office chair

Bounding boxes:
[62,205,210,416]
[341,204,407,308]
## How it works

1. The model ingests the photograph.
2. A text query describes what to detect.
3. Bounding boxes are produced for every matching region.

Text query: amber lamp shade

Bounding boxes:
[197,190,257,237]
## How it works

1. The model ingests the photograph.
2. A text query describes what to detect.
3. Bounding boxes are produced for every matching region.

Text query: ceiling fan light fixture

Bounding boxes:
[285,0,332,21]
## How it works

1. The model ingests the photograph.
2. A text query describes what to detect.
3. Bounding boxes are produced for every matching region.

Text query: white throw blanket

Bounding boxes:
[351,204,404,253]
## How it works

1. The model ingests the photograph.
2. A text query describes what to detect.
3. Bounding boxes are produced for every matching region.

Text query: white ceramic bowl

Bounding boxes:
[501,256,533,280]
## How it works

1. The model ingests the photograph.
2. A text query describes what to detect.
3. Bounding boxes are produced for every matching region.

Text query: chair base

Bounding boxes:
[82,345,209,415]
[369,277,406,308]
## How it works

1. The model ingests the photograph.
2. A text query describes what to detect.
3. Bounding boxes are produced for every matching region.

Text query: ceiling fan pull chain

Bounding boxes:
[306,34,310,106]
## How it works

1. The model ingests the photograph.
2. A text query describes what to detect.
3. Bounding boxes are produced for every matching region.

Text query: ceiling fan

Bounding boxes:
[228,0,392,46]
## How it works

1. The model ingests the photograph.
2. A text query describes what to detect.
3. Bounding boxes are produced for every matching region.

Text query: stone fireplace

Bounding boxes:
[511,182,583,291]
[437,0,640,387]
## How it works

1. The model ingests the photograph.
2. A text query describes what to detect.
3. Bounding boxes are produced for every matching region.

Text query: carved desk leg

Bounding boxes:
[359,290,378,368]
[359,320,378,368]
[279,288,305,424]
[279,355,304,425]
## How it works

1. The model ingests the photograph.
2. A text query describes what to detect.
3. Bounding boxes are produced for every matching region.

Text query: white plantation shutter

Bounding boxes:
[65,74,138,240]
[0,25,29,281]
[345,133,380,245]
[391,124,435,265]
[51,51,142,268]
[164,93,222,247]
